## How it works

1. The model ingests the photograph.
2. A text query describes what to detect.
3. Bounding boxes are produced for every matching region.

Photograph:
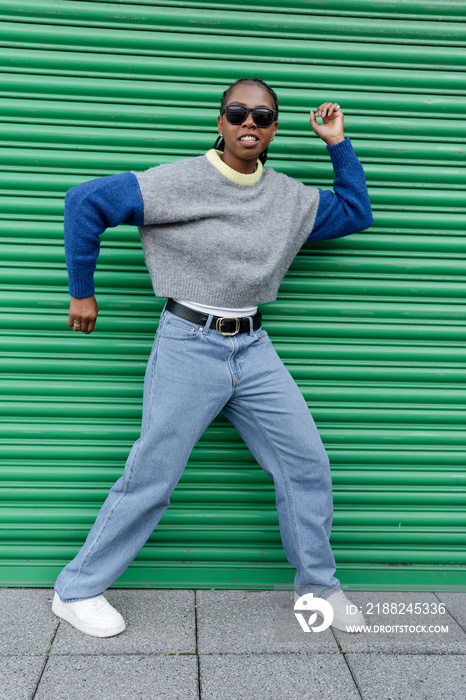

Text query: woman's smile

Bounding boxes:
[238,132,261,147]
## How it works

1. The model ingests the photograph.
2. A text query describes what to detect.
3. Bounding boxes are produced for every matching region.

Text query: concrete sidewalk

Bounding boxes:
[1,588,465,699]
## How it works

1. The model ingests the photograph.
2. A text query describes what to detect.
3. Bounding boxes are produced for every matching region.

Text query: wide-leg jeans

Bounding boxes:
[54,305,341,602]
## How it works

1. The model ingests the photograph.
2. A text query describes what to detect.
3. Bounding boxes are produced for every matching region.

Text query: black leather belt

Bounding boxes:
[165,298,262,335]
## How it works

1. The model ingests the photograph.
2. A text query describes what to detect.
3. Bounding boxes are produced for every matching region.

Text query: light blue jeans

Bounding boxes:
[54,303,341,602]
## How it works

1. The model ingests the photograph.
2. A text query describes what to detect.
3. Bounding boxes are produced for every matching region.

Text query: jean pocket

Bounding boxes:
[255,328,268,339]
[159,312,202,341]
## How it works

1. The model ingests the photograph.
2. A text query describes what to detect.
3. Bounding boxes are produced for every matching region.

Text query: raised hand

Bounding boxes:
[309,102,345,146]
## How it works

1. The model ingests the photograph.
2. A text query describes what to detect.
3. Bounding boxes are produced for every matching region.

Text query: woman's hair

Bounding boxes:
[213,78,279,165]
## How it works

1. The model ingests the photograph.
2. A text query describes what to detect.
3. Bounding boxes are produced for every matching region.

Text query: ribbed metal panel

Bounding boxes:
[1,0,465,590]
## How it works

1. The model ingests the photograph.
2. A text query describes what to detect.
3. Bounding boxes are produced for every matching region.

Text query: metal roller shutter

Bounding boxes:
[1,0,465,591]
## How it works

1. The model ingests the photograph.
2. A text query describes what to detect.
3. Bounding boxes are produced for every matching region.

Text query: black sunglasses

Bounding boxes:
[221,104,278,128]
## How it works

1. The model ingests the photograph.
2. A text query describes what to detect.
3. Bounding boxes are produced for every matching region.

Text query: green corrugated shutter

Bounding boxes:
[1,0,465,591]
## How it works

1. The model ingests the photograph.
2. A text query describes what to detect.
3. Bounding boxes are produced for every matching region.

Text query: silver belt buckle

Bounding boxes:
[216,317,240,336]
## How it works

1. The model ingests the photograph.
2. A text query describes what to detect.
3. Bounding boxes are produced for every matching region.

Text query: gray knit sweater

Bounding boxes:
[132,153,322,307]
[64,138,372,303]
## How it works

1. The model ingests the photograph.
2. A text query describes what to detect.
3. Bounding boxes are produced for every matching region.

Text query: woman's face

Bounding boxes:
[217,83,278,171]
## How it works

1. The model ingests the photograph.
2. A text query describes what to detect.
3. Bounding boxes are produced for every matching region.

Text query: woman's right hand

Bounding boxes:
[68,295,100,334]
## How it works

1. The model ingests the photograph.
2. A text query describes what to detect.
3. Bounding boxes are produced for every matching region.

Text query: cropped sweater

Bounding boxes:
[64,137,373,306]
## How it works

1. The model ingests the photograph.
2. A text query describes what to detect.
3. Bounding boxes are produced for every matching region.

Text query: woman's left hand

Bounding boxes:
[310,102,345,146]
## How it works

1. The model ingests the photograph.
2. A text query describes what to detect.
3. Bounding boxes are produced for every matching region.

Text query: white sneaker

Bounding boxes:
[52,591,126,637]
[294,589,365,632]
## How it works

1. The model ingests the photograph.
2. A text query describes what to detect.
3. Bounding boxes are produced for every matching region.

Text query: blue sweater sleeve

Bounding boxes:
[64,171,144,298]
[308,136,373,242]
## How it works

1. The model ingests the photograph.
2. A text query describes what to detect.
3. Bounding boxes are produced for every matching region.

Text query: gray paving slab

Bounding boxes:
[199,653,360,700]
[347,653,466,700]
[1,587,464,700]
[0,589,58,655]
[434,591,466,633]
[0,655,47,700]
[50,589,196,655]
[331,592,466,654]
[35,654,199,700]
[196,590,339,654]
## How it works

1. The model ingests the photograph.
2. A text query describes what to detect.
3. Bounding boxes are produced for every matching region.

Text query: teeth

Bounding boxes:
[240,136,258,142]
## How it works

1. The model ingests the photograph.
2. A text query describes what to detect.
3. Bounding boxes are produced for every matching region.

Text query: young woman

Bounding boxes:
[52,78,373,637]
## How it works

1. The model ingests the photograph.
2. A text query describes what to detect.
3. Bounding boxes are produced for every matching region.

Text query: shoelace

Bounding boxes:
[326,589,349,607]
[86,596,108,611]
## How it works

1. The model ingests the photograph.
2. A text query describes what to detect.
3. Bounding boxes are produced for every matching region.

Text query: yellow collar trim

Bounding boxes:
[205,149,263,186]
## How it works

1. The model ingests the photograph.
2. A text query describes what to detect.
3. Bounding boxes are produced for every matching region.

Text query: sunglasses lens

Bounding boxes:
[225,106,248,124]
[253,109,275,127]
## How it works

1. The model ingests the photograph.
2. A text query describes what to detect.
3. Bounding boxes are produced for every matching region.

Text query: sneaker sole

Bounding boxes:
[52,594,126,638]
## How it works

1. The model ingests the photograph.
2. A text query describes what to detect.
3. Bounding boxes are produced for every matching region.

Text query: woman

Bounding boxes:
[53,78,373,637]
